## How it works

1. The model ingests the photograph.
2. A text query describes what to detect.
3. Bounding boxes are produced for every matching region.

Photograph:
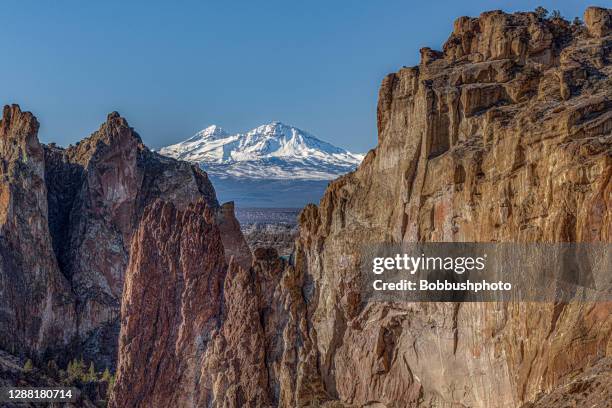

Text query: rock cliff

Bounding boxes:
[110,200,228,407]
[44,111,220,368]
[1,5,611,408]
[110,8,611,408]
[0,105,228,371]
[109,201,281,407]
[0,105,75,357]
[284,6,612,407]
[110,206,311,407]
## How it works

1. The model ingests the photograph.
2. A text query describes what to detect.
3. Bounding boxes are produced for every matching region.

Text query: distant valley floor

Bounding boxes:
[210,176,330,208]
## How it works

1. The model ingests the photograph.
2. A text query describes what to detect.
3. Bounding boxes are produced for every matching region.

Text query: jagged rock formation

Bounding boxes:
[110,200,315,407]
[112,6,611,408]
[48,112,221,368]
[284,6,612,407]
[216,201,255,270]
[0,105,75,357]
[3,5,611,408]
[0,106,225,370]
[110,204,276,407]
[110,200,228,407]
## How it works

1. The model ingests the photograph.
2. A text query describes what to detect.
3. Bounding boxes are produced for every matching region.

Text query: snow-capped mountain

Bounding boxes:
[159,122,363,180]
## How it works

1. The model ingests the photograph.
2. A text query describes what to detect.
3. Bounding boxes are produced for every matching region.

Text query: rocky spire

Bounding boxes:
[0,104,75,356]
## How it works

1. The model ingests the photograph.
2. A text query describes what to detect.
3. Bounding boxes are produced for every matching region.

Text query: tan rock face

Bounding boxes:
[584,6,611,38]
[284,7,612,408]
[520,357,612,408]
[216,201,253,270]
[52,112,218,349]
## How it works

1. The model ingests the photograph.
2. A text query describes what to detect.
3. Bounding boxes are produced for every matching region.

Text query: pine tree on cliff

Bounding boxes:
[67,358,84,380]
[101,367,112,383]
[534,6,548,19]
[23,359,33,373]
[86,362,97,382]
[551,10,562,19]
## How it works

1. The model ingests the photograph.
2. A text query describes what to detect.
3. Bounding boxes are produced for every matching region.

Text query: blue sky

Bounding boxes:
[1,0,594,152]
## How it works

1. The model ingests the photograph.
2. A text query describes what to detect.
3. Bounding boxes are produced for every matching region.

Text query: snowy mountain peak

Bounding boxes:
[188,124,229,141]
[252,121,290,133]
[159,122,364,180]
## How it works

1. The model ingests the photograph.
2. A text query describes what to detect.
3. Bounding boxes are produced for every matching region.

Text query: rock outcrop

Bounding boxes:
[0,106,227,371]
[521,357,612,408]
[44,112,219,368]
[584,6,611,38]
[0,105,75,357]
[110,205,310,407]
[283,6,612,407]
[110,200,228,407]
[111,6,611,408]
[2,5,611,408]
[109,201,267,407]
